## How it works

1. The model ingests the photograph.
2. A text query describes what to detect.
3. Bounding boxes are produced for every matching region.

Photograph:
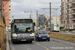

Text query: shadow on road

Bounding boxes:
[11,41,34,45]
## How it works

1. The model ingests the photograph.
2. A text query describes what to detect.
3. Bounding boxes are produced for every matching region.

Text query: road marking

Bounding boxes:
[35,43,49,50]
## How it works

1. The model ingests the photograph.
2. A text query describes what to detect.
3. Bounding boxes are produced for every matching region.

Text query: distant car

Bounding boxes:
[35,30,50,41]
[8,29,11,32]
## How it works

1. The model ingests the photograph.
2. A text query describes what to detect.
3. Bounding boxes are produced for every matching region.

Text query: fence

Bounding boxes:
[0,16,5,50]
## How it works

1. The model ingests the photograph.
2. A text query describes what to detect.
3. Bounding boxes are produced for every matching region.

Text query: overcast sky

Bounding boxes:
[11,0,61,19]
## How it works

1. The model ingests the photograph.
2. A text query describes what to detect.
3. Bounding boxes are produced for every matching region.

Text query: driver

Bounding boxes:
[14,25,18,32]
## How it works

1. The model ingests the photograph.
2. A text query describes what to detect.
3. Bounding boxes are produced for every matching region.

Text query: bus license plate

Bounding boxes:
[42,38,46,39]
[21,39,26,41]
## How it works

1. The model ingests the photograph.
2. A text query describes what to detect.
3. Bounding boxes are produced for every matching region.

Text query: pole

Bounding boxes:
[50,2,51,32]
[56,13,57,25]
[30,12,31,19]
[30,14,31,19]
[36,10,38,28]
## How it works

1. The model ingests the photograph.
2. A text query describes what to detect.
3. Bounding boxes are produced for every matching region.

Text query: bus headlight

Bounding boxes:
[12,34,17,37]
[30,33,35,36]
[39,36,41,37]
[47,35,50,37]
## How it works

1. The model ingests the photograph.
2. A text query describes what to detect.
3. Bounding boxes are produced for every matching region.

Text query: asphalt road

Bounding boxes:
[8,31,75,50]
[60,32,75,35]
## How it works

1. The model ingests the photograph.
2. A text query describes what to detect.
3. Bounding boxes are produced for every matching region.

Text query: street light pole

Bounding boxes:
[36,10,38,28]
[30,14,31,19]
[50,2,51,32]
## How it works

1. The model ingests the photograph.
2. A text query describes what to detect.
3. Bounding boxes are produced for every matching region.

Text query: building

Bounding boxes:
[52,15,60,25]
[1,0,12,31]
[61,0,75,29]
[48,15,60,28]
[33,17,37,28]
[38,14,47,27]
[43,14,50,21]
[0,0,2,15]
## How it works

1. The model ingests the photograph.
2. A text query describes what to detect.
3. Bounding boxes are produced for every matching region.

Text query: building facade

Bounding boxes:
[1,0,12,31]
[0,0,2,15]
[61,0,75,29]
[48,15,60,28]
[38,14,47,27]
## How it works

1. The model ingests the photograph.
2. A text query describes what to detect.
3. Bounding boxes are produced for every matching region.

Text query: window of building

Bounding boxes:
[9,19,11,21]
[3,5,4,7]
[9,9,11,11]
[3,2,4,4]
[0,6,1,8]
[9,23,11,25]
[0,2,1,4]
[3,9,5,11]
[9,6,10,7]
[0,9,1,11]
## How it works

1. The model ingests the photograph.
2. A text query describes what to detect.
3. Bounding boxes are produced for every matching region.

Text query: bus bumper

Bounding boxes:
[12,36,34,42]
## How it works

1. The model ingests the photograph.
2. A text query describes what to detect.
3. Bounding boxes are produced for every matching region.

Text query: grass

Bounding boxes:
[35,31,75,42]
[49,32,75,42]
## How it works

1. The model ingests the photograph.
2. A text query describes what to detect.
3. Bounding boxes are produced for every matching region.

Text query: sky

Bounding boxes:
[11,0,61,19]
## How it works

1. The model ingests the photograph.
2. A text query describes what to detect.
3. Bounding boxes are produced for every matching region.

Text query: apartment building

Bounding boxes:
[0,0,1,16]
[1,0,12,31]
[61,0,75,29]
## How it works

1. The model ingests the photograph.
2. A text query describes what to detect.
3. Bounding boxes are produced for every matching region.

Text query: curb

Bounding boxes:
[6,32,10,50]
[51,38,75,47]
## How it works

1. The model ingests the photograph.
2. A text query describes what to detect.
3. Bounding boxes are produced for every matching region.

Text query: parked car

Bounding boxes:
[35,30,50,41]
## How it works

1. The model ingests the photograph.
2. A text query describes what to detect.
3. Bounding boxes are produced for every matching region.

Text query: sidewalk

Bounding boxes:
[6,32,10,50]
[51,38,75,47]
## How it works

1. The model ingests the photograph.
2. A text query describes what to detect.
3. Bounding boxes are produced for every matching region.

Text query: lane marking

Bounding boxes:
[35,42,49,50]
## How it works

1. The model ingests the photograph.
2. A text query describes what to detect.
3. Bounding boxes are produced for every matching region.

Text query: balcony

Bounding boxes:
[66,2,70,5]
[70,6,75,9]
[71,18,75,20]
[72,20,75,23]
[72,0,75,4]
[72,11,75,15]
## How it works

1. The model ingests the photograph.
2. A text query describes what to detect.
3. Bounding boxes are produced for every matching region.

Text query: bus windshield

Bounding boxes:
[13,23,34,33]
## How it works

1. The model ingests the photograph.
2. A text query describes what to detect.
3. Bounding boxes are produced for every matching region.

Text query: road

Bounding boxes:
[47,30,75,35]
[60,31,75,35]
[8,31,75,50]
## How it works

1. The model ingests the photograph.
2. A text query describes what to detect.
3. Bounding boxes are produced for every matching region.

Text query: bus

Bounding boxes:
[11,19,35,43]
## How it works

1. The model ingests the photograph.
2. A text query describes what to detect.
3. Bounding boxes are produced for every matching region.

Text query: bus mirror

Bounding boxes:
[11,23,13,28]
[34,23,35,26]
